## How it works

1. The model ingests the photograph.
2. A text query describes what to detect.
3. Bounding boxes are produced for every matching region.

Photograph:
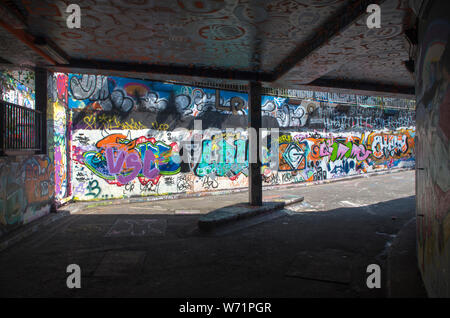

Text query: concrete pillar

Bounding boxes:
[248,81,262,206]
[35,67,47,154]
[415,0,450,297]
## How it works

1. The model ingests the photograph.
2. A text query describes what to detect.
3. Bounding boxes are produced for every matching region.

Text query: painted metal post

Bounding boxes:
[248,81,262,206]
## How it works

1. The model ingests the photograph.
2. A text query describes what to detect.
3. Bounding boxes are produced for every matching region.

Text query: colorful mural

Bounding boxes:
[69,74,415,131]
[70,126,415,201]
[0,70,417,238]
[82,133,181,186]
[0,71,35,109]
[47,73,70,202]
[0,70,59,237]
[0,155,54,236]
[67,73,416,201]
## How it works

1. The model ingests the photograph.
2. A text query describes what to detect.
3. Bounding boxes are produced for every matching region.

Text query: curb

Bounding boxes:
[197,197,303,232]
[282,196,305,206]
[0,210,70,253]
[198,201,286,231]
[68,168,414,211]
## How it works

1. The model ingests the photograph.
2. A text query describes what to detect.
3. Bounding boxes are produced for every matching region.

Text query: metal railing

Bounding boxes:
[0,100,43,153]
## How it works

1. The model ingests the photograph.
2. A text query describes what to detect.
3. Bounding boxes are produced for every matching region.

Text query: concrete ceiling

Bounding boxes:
[0,0,416,98]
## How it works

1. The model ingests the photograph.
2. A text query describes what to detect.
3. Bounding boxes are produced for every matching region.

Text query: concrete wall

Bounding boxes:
[0,69,417,237]
[68,74,416,201]
[0,71,35,108]
[0,155,54,236]
[415,0,450,297]
[0,71,55,236]
[47,73,70,204]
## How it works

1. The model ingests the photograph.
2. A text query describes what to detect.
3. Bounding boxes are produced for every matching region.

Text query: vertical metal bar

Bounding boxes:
[25,108,27,148]
[31,110,34,149]
[16,106,19,149]
[16,106,18,149]
[23,108,25,148]
[27,109,29,149]
[36,111,39,150]
[11,104,13,149]
[20,107,22,148]
[248,81,262,206]
[23,107,26,148]
[26,108,29,149]
[10,104,13,149]
[0,102,4,155]
[35,111,38,150]
[8,104,11,149]
[17,106,19,149]
[6,104,8,149]
[14,105,17,149]
[26,109,28,148]
[21,107,24,148]
[28,109,31,149]
[33,110,36,150]
[6,104,9,149]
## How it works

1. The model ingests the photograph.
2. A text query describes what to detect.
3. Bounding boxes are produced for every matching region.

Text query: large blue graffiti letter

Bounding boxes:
[142,150,160,179]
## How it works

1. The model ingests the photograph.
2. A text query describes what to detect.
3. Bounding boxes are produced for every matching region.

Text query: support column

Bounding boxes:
[248,81,262,206]
[35,67,47,154]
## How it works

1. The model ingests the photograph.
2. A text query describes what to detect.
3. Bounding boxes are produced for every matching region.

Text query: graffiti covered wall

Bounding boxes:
[0,70,35,108]
[0,155,54,236]
[415,1,450,297]
[68,74,416,202]
[47,73,70,203]
[0,71,61,237]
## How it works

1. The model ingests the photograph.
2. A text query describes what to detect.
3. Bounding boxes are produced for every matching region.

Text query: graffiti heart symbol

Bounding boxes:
[83,115,96,129]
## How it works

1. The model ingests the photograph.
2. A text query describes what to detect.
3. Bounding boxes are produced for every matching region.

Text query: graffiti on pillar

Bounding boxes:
[0,156,54,236]
[48,73,70,201]
[414,7,450,297]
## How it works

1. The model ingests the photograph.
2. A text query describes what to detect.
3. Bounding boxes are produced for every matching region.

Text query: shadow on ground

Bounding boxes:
[0,194,427,298]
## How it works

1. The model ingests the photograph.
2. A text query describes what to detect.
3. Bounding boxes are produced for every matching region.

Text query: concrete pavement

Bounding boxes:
[0,170,427,297]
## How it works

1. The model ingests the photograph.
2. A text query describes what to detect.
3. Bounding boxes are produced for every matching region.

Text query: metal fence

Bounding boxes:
[0,101,43,153]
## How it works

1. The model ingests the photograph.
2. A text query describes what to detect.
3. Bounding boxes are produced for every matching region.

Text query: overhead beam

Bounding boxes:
[272,0,386,81]
[307,78,415,97]
[0,0,413,100]
[0,17,58,65]
[0,0,27,29]
[62,59,274,82]
[0,56,12,66]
